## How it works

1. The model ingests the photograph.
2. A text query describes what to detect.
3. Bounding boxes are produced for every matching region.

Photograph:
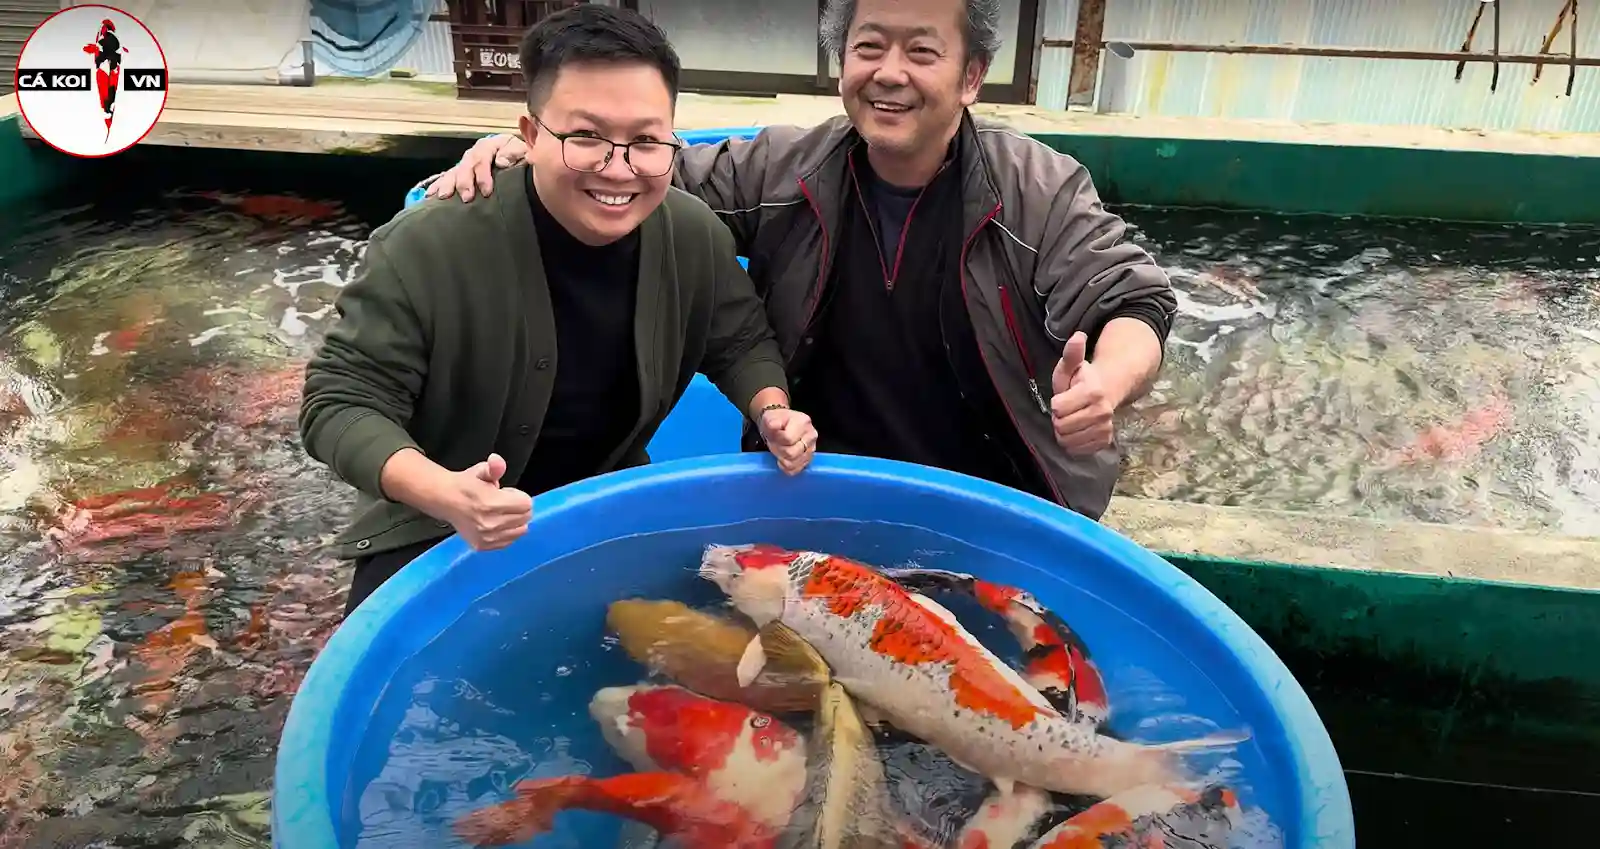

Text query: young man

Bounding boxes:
[422,0,1175,522]
[301,5,817,615]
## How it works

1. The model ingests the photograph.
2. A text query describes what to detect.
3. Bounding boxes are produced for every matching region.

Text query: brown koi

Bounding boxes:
[606,599,826,714]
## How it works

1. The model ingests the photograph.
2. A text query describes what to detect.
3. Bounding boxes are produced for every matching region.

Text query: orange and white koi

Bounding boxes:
[881,567,1109,727]
[700,544,1240,801]
[878,570,1106,849]
[1024,783,1242,848]
[952,784,1055,849]
[590,684,808,826]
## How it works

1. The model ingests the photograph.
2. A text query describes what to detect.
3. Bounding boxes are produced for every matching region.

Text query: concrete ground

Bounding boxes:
[1106,497,1600,591]
[10,82,1600,157]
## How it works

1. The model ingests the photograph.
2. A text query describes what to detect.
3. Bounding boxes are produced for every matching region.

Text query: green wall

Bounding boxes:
[1035,133,1600,226]
[1167,553,1600,845]
[8,112,1599,226]
[0,114,68,207]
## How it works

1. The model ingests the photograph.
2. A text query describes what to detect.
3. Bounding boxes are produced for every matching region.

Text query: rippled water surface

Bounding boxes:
[0,153,1595,845]
[1118,209,1600,533]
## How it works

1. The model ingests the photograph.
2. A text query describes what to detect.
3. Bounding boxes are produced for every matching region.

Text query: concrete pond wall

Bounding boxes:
[3,105,1597,843]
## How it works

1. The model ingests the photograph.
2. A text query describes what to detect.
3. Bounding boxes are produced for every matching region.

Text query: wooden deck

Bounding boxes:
[7,80,1600,159]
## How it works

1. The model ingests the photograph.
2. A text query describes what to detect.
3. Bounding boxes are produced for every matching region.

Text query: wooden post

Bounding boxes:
[1065,0,1106,107]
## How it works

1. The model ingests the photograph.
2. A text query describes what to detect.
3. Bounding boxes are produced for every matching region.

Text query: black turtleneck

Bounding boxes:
[517,172,641,496]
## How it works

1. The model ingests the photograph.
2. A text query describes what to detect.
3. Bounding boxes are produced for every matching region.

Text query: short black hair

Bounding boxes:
[519,4,681,112]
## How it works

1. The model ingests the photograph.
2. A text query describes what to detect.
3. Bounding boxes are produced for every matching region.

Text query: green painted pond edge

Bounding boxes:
[7,112,1600,224]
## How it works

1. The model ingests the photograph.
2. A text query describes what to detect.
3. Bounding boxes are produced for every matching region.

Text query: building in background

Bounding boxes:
[23,0,1600,133]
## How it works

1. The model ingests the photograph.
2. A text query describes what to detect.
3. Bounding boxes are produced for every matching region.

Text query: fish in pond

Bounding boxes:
[1024,783,1242,848]
[456,685,807,847]
[589,684,809,827]
[754,622,902,849]
[607,598,826,714]
[881,567,1109,728]
[699,544,1243,801]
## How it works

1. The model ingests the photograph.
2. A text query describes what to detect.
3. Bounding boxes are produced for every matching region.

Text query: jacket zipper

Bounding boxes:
[961,202,1068,508]
[846,157,940,292]
[792,177,831,365]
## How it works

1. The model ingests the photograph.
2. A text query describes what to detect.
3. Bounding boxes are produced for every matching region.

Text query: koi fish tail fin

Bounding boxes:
[1146,728,1253,756]
[453,776,587,846]
[1071,728,1250,800]
[1105,728,1252,795]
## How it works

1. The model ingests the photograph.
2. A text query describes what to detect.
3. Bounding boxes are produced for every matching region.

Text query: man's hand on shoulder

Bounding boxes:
[428,134,528,203]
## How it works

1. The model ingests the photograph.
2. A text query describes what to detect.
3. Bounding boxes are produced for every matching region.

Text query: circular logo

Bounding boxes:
[12,4,169,159]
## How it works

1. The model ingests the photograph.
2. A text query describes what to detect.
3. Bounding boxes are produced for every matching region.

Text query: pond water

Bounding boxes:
[0,148,1594,846]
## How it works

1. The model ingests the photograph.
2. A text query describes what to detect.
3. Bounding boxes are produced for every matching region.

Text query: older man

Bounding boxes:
[422,0,1175,521]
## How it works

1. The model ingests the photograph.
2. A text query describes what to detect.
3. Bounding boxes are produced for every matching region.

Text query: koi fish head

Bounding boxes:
[699,543,805,626]
[590,684,804,781]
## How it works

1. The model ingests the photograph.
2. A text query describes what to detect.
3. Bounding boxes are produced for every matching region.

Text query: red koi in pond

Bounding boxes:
[197,191,342,223]
[700,544,1244,801]
[51,480,258,552]
[1391,395,1512,466]
[881,566,1109,727]
[589,684,808,826]
[1025,783,1242,848]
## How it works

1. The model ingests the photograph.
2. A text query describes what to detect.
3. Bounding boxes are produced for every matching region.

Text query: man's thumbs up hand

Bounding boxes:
[1048,332,1115,456]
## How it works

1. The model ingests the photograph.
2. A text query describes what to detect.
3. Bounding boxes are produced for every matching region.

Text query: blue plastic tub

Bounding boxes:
[273,453,1353,849]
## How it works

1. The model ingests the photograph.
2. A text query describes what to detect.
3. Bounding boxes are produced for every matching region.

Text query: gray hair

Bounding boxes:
[818,0,1003,66]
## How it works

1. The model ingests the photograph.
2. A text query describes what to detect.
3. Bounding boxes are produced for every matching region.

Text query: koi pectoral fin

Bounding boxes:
[736,635,768,688]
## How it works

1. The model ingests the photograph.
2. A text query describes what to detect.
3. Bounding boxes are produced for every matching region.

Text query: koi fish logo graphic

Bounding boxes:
[82,18,128,140]
[12,5,170,158]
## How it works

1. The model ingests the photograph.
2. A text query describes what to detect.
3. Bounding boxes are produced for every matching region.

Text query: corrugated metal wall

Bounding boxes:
[1,0,59,95]
[1035,0,1600,133]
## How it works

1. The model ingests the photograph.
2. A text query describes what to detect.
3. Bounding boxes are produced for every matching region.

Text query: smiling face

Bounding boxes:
[518,60,676,246]
[837,0,987,167]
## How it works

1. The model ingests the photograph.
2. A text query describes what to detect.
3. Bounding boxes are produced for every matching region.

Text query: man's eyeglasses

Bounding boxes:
[533,115,682,179]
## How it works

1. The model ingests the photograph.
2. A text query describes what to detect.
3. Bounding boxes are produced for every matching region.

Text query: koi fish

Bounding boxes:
[456,686,806,847]
[755,623,901,849]
[1024,783,1242,849]
[952,784,1055,849]
[607,599,826,714]
[1390,395,1512,467]
[875,570,1096,849]
[454,772,781,848]
[700,544,1242,801]
[195,191,342,224]
[881,567,1109,727]
[589,684,808,827]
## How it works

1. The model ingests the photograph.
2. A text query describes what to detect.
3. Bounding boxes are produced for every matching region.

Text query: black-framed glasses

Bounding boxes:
[533,115,682,178]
